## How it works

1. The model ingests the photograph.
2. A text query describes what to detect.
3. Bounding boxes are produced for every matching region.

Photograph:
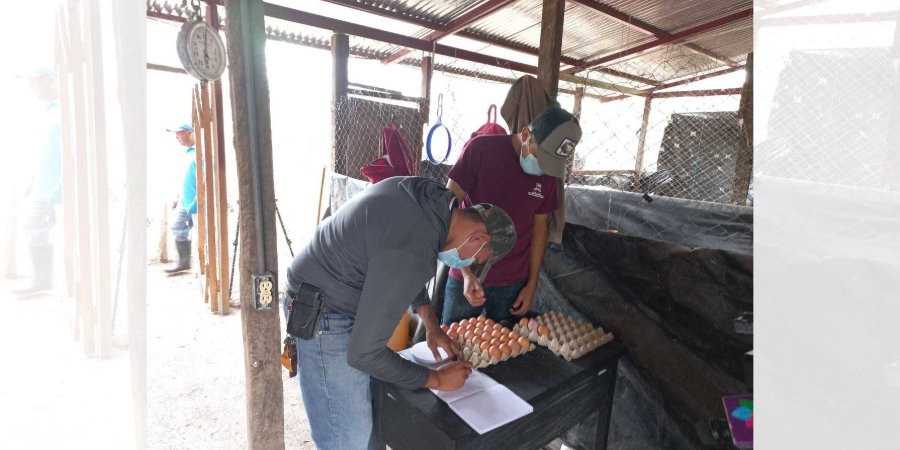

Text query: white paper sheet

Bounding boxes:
[398,348,534,434]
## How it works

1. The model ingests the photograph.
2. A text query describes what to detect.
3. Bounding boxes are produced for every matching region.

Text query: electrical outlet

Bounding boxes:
[253,273,275,310]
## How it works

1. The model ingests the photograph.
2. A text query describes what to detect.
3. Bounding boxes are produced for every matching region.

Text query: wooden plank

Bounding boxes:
[730,52,753,205]
[68,0,95,355]
[55,10,76,297]
[210,3,231,315]
[193,88,208,305]
[633,96,653,192]
[332,32,350,176]
[537,0,566,98]
[200,82,220,314]
[85,0,113,358]
[223,0,285,447]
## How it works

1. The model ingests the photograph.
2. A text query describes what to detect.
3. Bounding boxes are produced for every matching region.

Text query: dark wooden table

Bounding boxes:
[372,340,626,450]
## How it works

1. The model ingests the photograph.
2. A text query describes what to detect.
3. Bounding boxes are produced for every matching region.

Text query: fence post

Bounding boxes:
[634,96,653,192]
[332,33,350,176]
[418,55,432,171]
[731,52,753,204]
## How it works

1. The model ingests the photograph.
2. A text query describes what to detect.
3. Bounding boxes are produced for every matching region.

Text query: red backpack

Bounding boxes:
[470,104,507,138]
[360,120,416,184]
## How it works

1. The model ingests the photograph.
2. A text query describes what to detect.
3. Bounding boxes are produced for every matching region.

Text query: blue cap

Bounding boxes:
[166,123,195,132]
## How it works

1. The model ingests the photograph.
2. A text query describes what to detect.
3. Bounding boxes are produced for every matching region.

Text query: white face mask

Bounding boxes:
[519,135,543,176]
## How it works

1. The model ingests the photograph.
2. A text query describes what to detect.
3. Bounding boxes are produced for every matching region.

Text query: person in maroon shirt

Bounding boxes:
[442,106,582,324]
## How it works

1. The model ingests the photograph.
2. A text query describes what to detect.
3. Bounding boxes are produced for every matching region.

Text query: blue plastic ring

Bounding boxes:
[426,121,452,164]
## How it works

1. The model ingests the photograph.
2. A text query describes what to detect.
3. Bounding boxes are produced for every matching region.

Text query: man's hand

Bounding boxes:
[463,273,486,307]
[510,283,537,316]
[426,326,461,361]
[426,361,473,391]
[171,200,178,210]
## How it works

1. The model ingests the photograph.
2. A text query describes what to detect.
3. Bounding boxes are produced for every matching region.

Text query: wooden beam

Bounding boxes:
[85,0,113,357]
[572,87,584,120]
[419,55,433,171]
[569,0,738,67]
[381,0,516,64]
[650,88,741,98]
[564,9,752,75]
[147,62,188,74]
[633,96,652,192]
[538,0,566,98]
[332,32,350,176]
[730,52,753,205]
[200,82,221,314]
[209,3,231,315]
[192,89,208,288]
[222,1,285,447]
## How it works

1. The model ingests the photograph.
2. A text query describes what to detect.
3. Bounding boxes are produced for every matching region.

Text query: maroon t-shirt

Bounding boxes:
[447,134,559,286]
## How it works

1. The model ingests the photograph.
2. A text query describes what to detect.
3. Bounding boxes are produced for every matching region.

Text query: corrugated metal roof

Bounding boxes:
[148,0,752,87]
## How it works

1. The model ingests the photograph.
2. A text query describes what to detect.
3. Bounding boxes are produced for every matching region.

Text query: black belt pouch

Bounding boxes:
[286,283,324,340]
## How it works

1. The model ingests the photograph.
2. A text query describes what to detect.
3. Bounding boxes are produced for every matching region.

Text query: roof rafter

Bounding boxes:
[380,0,517,65]
[564,8,752,75]
[569,0,738,68]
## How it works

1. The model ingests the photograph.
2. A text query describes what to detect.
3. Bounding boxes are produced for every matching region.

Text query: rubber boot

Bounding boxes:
[165,240,192,274]
[13,245,53,297]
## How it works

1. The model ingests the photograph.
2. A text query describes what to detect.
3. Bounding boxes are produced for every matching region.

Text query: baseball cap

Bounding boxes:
[532,107,582,179]
[166,123,195,132]
[468,203,516,283]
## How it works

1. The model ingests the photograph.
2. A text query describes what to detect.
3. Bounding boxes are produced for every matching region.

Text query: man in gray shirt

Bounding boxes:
[284,176,515,450]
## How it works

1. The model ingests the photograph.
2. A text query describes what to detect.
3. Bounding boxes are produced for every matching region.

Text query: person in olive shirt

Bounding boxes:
[283,176,516,450]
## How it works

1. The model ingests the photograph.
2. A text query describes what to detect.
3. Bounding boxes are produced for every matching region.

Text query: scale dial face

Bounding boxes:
[177,20,226,81]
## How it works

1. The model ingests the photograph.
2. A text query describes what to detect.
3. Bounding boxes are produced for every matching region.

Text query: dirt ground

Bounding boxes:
[145,263,314,450]
[0,262,314,449]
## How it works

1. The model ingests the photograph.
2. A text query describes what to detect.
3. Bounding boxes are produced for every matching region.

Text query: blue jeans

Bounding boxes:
[170,208,194,242]
[282,296,375,450]
[23,198,56,246]
[441,277,528,325]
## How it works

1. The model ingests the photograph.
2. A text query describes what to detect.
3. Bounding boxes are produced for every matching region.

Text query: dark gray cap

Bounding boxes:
[469,203,516,283]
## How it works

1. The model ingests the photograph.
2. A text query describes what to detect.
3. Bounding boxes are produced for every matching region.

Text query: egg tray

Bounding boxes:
[442,316,535,369]
[512,311,614,361]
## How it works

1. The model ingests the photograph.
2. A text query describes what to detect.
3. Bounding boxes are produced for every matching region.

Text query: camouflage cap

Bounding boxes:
[469,203,516,283]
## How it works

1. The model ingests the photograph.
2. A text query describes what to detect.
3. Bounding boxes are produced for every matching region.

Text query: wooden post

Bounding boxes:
[55,13,76,296]
[200,82,220,314]
[209,0,230,315]
[332,33,350,176]
[68,1,95,355]
[633,96,653,192]
[85,0,112,358]
[731,52,753,205]
[537,0,566,98]
[193,89,208,292]
[418,55,432,171]
[565,87,585,182]
[109,0,148,442]
[158,204,169,262]
[223,1,284,448]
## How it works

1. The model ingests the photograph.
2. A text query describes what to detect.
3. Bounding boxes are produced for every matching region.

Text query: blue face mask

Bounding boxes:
[519,136,543,176]
[438,236,488,269]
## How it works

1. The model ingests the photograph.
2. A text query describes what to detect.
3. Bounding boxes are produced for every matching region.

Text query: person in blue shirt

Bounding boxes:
[164,124,197,274]
[14,67,61,297]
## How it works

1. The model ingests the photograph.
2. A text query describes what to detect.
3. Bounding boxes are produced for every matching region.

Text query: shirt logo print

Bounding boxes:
[528,182,544,199]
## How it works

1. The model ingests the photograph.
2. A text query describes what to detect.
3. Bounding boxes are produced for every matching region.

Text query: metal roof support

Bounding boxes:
[569,0,738,68]
[564,8,752,75]
[650,88,742,98]
[647,65,745,93]
[381,0,517,65]
[538,0,566,98]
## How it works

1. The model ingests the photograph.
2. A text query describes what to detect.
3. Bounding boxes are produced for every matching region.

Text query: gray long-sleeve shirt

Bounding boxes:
[286,177,451,389]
